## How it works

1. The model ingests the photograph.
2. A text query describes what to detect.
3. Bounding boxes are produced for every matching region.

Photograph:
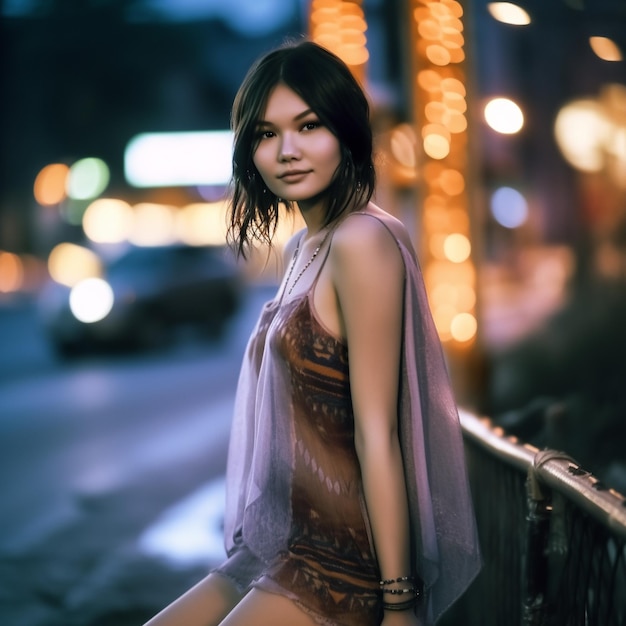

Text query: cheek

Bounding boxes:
[323,143,342,173]
[252,146,270,176]
[320,136,342,166]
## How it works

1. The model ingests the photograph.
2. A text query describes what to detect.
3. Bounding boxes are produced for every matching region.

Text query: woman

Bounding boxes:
[144,40,480,626]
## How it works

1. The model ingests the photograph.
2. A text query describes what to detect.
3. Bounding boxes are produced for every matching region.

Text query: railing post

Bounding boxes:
[523,461,551,625]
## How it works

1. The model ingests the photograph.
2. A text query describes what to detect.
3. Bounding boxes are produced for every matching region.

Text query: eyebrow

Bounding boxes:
[256,108,316,127]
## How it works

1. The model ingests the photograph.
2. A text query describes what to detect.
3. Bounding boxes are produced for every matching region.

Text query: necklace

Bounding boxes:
[284,228,333,296]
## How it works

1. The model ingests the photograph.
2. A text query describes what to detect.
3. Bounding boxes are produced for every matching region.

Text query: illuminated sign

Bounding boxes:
[124,131,234,187]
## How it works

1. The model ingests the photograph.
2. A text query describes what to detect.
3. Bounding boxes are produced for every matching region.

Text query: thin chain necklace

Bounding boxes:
[283,227,333,297]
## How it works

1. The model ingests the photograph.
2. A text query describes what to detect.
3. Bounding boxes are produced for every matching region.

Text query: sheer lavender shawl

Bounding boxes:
[223,215,481,623]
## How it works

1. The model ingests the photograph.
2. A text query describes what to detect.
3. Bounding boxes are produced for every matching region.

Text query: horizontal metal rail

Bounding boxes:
[459,409,626,539]
[444,409,626,626]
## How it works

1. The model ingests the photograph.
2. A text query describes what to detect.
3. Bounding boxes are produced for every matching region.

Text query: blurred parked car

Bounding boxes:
[38,243,243,356]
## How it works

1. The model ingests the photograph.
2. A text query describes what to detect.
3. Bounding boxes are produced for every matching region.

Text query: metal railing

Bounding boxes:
[439,410,626,626]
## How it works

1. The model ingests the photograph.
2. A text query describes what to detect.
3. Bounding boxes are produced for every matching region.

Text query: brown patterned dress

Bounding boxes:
[257,291,382,624]
[215,290,382,626]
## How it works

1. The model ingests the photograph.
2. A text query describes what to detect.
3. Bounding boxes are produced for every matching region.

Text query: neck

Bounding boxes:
[297,201,328,238]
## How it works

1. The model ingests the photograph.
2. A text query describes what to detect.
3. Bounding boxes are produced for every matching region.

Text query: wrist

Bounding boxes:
[379,574,420,612]
[383,597,417,611]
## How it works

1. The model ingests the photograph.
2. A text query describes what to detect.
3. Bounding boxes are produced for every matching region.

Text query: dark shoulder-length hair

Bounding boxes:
[227,40,376,258]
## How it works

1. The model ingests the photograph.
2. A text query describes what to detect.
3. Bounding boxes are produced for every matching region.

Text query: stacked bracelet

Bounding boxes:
[382,587,418,596]
[379,574,420,611]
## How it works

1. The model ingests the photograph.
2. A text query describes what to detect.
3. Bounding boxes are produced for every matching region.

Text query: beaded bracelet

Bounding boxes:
[382,587,419,596]
[379,575,414,587]
[382,598,417,611]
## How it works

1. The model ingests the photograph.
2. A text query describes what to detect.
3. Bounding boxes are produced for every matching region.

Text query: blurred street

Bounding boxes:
[0,283,275,626]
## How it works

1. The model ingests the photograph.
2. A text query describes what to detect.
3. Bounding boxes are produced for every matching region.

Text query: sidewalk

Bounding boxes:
[0,437,226,626]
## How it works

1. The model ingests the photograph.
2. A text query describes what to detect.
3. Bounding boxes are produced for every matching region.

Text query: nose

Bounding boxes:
[278,132,300,162]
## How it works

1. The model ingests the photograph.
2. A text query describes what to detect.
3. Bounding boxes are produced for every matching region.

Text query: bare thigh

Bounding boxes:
[143,572,244,626]
[218,588,319,626]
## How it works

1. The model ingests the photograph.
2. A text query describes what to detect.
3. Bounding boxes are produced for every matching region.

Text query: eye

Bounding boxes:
[255,126,275,140]
[302,120,321,132]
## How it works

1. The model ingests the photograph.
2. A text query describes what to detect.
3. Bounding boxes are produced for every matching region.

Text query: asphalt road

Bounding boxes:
[0,283,276,626]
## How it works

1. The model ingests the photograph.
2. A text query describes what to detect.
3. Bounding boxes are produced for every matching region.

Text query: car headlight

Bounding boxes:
[69,278,115,323]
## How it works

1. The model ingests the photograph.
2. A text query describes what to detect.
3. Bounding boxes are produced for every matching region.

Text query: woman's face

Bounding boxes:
[252,83,342,210]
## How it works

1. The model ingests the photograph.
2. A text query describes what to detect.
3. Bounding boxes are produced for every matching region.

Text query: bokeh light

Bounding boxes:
[484,97,524,134]
[487,2,531,26]
[34,163,69,206]
[444,233,471,263]
[412,0,475,345]
[0,251,24,292]
[48,243,102,287]
[125,131,234,187]
[589,36,623,62]
[176,201,229,246]
[129,203,177,246]
[491,186,529,228]
[69,278,114,323]
[66,158,110,200]
[310,0,369,77]
[390,124,418,169]
[83,198,134,244]
[554,100,609,172]
[450,312,477,342]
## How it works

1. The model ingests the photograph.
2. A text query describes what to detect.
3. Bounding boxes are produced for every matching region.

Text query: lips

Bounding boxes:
[278,170,310,181]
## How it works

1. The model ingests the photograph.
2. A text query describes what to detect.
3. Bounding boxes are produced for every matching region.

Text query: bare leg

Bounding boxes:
[218,588,318,626]
[143,572,244,626]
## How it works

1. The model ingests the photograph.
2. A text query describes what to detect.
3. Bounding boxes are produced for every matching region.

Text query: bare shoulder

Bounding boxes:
[332,204,410,262]
[330,205,407,282]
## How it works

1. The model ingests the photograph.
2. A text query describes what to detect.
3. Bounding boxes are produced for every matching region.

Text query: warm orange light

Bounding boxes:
[443,91,467,112]
[440,169,465,195]
[129,203,177,247]
[176,201,229,246]
[444,233,471,263]
[448,208,470,231]
[310,0,369,73]
[431,283,476,311]
[445,111,468,134]
[0,251,24,292]
[34,163,69,206]
[83,198,134,244]
[428,233,448,260]
[441,77,466,96]
[425,101,447,124]
[418,18,441,40]
[589,36,623,62]
[457,284,477,310]
[450,312,477,342]
[423,134,451,160]
[443,0,463,19]
[417,69,442,93]
[48,243,102,287]
[426,44,451,66]
[411,0,475,345]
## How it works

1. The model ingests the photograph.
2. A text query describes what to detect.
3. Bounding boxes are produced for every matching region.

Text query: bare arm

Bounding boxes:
[332,218,420,624]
